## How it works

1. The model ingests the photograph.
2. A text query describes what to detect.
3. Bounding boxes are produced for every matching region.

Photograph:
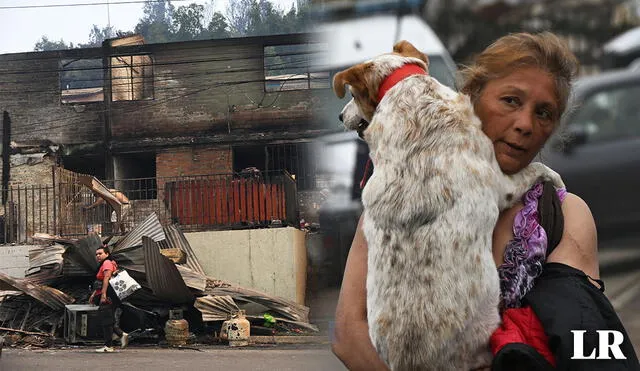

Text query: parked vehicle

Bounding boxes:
[542,68,640,239]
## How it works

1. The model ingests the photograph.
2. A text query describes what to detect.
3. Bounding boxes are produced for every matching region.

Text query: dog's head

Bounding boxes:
[333,40,429,137]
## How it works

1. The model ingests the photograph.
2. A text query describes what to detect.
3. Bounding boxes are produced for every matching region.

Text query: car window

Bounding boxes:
[569,83,640,142]
[426,56,456,89]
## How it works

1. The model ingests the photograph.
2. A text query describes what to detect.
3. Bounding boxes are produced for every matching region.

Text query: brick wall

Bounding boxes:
[156,146,233,178]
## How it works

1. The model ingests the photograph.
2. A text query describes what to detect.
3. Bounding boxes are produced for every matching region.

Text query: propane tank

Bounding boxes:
[165,319,189,346]
[220,316,231,342]
[227,310,250,347]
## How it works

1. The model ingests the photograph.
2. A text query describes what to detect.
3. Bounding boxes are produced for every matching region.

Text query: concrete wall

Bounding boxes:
[185,227,307,305]
[0,245,31,278]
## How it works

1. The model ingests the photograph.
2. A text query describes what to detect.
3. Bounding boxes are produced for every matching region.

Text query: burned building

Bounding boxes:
[0,33,332,241]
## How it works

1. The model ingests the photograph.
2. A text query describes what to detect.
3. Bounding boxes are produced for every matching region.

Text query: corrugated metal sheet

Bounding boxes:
[24,244,66,285]
[62,233,102,276]
[113,245,145,268]
[27,245,66,274]
[175,265,206,292]
[194,295,239,321]
[113,212,166,253]
[159,224,206,275]
[206,284,310,324]
[142,236,193,304]
[0,272,75,310]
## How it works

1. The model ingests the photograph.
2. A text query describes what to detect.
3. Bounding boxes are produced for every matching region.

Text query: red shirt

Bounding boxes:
[95,259,117,296]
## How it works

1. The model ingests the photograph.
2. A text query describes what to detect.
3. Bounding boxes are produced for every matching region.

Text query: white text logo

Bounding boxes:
[571,330,627,360]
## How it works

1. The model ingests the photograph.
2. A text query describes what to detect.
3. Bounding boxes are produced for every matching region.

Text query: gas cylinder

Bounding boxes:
[220,316,231,341]
[227,310,250,347]
[165,319,189,346]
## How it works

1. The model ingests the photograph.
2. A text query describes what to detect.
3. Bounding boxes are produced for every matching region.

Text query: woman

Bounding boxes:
[331,32,638,370]
[91,246,129,352]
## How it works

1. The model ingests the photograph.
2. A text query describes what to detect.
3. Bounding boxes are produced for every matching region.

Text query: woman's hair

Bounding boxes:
[459,32,580,123]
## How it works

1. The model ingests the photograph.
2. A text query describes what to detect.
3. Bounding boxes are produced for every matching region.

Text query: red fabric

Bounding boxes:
[490,306,556,367]
[95,260,117,296]
[360,158,373,189]
[377,64,427,102]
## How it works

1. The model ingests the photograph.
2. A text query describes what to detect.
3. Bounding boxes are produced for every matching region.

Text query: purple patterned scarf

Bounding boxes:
[498,182,567,309]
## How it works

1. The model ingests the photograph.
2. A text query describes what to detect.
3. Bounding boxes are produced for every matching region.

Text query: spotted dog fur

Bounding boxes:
[333,41,564,371]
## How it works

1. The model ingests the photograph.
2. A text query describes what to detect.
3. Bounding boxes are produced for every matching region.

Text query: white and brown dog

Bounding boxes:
[333,41,564,370]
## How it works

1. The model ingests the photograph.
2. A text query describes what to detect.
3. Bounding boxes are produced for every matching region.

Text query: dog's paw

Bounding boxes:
[529,162,565,188]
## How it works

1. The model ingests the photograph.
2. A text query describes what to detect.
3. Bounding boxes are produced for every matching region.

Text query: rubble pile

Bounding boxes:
[0,213,316,347]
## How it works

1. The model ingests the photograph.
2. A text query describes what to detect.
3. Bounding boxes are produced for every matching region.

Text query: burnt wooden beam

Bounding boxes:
[2,111,10,205]
[110,128,341,152]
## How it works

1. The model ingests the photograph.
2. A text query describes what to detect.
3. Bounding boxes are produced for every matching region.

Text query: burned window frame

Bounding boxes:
[110,53,155,102]
[263,43,329,92]
[233,142,319,191]
[59,58,104,104]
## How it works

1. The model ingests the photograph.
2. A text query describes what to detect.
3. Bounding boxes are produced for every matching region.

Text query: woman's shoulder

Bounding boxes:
[101,259,117,271]
[547,192,600,279]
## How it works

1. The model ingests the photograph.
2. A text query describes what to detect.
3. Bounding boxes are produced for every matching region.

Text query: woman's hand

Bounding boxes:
[100,268,113,305]
[332,215,390,371]
[88,291,96,305]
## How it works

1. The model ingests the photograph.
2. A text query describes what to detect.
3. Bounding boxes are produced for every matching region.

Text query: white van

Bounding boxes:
[315,8,457,89]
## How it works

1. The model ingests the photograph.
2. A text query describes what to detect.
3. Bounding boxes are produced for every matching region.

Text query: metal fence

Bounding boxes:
[0,170,299,244]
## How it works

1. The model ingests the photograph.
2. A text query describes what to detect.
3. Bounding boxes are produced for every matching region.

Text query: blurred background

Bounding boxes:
[308,0,640,353]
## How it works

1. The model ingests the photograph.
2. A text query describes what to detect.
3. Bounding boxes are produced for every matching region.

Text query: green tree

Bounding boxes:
[226,0,253,36]
[207,12,232,39]
[79,25,116,48]
[172,3,206,41]
[135,0,176,43]
[34,36,73,51]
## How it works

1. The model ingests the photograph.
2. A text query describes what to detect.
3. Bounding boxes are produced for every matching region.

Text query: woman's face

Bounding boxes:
[474,67,559,175]
[96,248,108,263]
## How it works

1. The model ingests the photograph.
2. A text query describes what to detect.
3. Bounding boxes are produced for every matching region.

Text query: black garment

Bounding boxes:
[92,295,123,346]
[525,263,640,370]
[493,181,640,370]
[92,257,123,346]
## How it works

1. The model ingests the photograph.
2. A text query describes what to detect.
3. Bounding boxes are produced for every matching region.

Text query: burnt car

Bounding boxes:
[541,68,640,239]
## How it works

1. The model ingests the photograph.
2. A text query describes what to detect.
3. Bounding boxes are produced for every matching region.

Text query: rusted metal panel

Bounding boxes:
[194,295,239,322]
[142,236,192,304]
[61,233,102,277]
[166,177,287,227]
[159,224,206,275]
[24,245,66,284]
[112,212,165,253]
[0,272,74,310]
[175,265,206,292]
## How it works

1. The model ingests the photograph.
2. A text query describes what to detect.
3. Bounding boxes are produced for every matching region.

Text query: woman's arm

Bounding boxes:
[546,193,600,281]
[100,268,113,304]
[332,215,390,371]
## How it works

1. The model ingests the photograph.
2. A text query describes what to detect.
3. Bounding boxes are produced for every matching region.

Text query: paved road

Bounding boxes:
[0,344,347,371]
[2,244,638,371]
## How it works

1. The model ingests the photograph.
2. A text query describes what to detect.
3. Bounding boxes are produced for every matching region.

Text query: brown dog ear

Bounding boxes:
[332,70,348,98]
[393,40,429,67]
[333,64,369,99]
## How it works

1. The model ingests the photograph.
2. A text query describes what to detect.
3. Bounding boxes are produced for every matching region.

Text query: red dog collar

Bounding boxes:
[377,64,427,102]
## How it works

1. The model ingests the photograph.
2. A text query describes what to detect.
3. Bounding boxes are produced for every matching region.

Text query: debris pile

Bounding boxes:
[0,213,316,347]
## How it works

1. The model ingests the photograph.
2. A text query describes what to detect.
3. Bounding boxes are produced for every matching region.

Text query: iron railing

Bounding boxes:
[0,170,299,244]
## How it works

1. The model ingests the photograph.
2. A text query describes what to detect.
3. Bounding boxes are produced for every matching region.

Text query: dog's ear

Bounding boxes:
[333,64,369,99]
[393,40,429,67]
